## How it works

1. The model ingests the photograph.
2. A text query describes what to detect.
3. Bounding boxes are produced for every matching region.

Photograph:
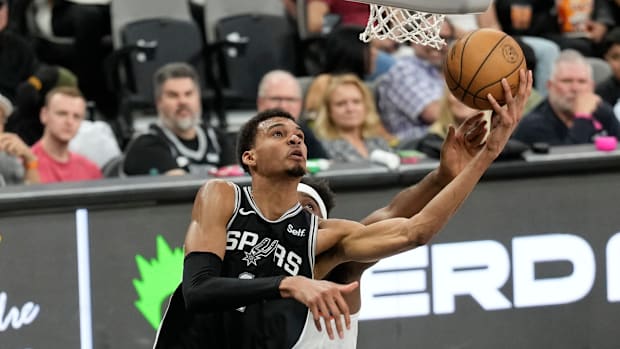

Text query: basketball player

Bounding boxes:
[154,70,532,348]
[293,109,497,348]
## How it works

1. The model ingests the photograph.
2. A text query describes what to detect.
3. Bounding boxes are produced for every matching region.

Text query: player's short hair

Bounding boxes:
[236,108,296,173]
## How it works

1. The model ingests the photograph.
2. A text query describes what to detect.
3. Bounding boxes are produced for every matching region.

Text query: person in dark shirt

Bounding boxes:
[513,49,620,145]
[123,63,235,176]
[0,0,37,102]
[595,27,620,107]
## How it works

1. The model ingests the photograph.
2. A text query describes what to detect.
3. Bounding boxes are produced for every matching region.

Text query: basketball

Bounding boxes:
[443,28,526,110]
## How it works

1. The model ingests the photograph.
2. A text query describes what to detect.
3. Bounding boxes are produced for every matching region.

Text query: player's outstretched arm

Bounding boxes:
[317,70,532,269]
[361,112,488,225]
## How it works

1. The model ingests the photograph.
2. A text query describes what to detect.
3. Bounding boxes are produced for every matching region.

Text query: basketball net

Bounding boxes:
[360,4,446,49]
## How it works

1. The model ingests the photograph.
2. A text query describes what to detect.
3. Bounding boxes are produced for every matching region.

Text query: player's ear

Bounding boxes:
[242,150,256,168]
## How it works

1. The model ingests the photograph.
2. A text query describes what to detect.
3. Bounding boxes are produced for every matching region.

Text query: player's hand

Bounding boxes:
[485,69,532,157]
[438,112,487,183]
[280,276,358,340]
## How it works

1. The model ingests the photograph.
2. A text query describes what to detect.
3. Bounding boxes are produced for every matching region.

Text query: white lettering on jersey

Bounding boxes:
[287,224,306,237]
[274,245,302,275]
[242,238,279,266]
[228,230,304,275]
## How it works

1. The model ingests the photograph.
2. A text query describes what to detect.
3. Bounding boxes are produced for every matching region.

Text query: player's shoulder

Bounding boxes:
[192,180,239,218]
[199,179,238,197]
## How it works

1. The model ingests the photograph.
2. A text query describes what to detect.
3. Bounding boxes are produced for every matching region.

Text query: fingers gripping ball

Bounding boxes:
[443,28,526,110]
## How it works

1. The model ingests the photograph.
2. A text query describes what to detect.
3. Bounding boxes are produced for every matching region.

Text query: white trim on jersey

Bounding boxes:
[226,183,243,230]
[243,186,303,222]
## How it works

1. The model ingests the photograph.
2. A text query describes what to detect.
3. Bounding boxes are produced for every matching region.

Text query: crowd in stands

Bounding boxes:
[1,0,620,187]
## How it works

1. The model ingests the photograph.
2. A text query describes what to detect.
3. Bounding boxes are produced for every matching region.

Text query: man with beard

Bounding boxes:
[153,68,532,348]
[123,63,235,176]
[513,49,620,145]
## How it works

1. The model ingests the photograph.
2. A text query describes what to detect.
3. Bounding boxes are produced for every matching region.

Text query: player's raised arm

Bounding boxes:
[361,112,488,225]
[317,69,532,272]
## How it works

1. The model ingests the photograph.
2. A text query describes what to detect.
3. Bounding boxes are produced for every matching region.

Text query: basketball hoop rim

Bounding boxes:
[346,0,492,14]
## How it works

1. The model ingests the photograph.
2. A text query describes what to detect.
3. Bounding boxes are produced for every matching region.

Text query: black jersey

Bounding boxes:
[154,183,318,349]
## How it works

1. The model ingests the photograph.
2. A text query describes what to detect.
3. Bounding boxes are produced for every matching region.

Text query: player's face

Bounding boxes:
[298,193,324,218]
[252,117,307,177]
[41,93,86,144]
[157,78,202,132]
[257,79,303,119]
[604,44,620,80]
[548,62,593,113]
[328,83,366,132]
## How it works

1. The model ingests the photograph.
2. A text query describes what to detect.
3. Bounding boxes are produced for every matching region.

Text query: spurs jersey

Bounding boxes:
[154,183,319,349]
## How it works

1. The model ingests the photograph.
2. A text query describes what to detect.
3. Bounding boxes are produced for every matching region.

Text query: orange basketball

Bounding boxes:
[443,28,526,110]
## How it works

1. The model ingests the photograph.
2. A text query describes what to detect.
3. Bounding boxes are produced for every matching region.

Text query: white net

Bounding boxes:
[360,4,446,49]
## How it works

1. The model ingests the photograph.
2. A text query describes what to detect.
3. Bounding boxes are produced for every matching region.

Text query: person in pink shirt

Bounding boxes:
[31,86,102,183]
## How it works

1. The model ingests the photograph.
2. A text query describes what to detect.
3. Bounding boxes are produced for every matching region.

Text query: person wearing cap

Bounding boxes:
[0,92,40,185]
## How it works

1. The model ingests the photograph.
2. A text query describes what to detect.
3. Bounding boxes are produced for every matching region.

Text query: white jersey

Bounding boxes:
[292,311,359,349]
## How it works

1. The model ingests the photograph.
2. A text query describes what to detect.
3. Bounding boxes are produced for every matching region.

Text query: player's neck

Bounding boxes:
[250,176,300,220]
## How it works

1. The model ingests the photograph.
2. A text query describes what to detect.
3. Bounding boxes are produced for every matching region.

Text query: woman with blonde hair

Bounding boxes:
[313,74,396,163]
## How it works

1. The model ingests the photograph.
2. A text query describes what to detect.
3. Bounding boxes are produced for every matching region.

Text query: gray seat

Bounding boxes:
[586,57,612,85]
[203,0,286,41]
[110,0,192,49]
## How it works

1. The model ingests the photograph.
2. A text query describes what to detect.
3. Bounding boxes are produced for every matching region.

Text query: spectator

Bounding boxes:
[6,65,78,145]
[306,1,395,78]
[31,86,103,183]
[482,0,614,58]
[595,27,620,109]
[375,20,456,142]
[123,62,235,176]
[14,0,114,117]
[257,70,329,159]
[0,92,40,185]
[552,0,614,57]
[312,74,396,164]
[0,0,37,102]
[304,25,380,120]
[513,49,620,145]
